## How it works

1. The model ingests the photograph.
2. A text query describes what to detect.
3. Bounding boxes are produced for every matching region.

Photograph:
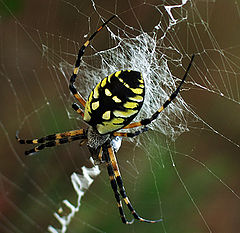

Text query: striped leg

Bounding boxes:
[124,54,195,130]
[113,127,148,138]
[69,15,116,116]
[102,144,134,224]
[104,144,162,223]
[16,129,86,144]
[72,103,84,118]
[16,129,87,155]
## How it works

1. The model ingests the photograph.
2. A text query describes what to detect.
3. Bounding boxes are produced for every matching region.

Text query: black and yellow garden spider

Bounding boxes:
[16,15,194,224]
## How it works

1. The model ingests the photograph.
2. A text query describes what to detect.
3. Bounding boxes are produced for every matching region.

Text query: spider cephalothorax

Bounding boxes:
[86,126,110,157]
[16,15,194,224]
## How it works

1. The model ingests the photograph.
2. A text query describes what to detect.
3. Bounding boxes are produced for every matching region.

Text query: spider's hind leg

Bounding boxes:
[103,144,162,224]
[102,144,134,224]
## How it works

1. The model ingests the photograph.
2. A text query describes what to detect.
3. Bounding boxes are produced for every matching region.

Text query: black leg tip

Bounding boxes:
[24,151,30,156]
[24,150,36,156]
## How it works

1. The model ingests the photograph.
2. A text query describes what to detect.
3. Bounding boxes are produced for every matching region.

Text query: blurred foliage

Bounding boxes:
[0,0,23,18]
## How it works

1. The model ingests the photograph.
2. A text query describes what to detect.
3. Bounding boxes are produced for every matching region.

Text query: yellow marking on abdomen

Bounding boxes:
[130,88,143,94]
[108,73,114,83]
[84,93,93,121]
[88,91,93,104]
[102,111,111,120]
[93,89,99,99]
[115,71,121,77]
[83,109,91,122]
[139,74,144,83]
[93,82,101,99]
[91,101,99,110]
[123,82,130,88]
[129,95,143,102]
[118,77,124,83]
[112,96,122,103]
[113,109,138,118]
[101,77,107,87]
[97,122,124,134]
[105,88,112,96]
[111,118,124,124]
[123,101,138,109]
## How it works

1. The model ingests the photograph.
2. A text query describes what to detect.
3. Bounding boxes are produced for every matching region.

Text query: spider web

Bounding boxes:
[0,0,240,232]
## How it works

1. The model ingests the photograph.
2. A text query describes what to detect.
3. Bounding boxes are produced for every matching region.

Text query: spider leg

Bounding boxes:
[24,135,87,156]
[124,54,195,130]
[16,129,86,144]
[113,127,148,138]
[72,103,84,118]
[69,15,116,115]
[102,144,134,224]
[104,144,162,223]
[16,129,87,155]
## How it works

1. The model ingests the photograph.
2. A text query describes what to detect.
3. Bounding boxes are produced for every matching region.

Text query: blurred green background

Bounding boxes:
[0,0,239,233]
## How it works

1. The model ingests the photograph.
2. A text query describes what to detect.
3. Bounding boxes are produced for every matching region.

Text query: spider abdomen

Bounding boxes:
[84,70,145,134]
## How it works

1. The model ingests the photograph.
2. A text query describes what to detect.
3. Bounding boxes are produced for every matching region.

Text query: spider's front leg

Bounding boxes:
[69,15,116,118]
